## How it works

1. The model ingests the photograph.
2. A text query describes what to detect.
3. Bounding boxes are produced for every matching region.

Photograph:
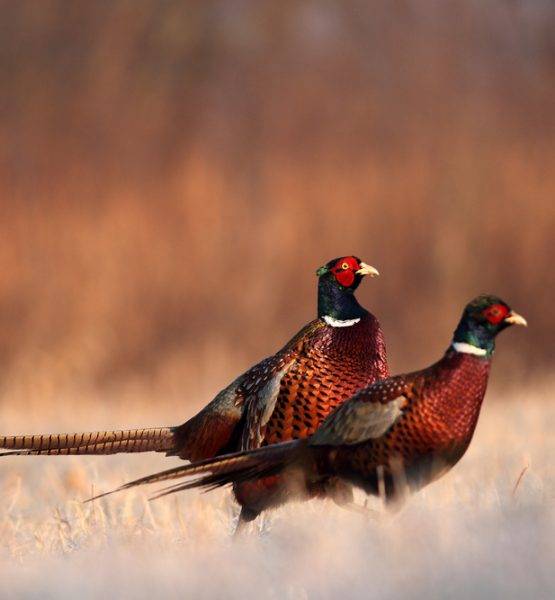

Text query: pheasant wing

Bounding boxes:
[310,376,413,446]
[161,319,328,459]
[238,319,326,450]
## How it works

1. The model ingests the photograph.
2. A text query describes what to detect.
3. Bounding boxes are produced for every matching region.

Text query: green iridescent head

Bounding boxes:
[316,255,379,320]
[452,294,527,356]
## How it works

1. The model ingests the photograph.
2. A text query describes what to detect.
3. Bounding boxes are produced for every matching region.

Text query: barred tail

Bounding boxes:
[88,439,307,502]
[0,428,176,456]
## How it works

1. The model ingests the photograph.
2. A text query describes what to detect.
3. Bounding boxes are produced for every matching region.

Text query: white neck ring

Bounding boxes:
[452,342,487,356]
[323,315,361,328]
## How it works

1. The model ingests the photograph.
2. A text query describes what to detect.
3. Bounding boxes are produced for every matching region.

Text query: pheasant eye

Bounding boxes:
[482,304,508,324]
[341,263,349,270]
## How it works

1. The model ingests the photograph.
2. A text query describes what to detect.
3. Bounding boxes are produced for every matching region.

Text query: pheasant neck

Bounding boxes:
[317,278,368,321]
[426,350,492,442]
[452,320,496,357]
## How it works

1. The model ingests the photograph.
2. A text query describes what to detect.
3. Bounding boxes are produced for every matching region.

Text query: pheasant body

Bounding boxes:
[114,295,526,521]
[328,350,491,497]
[1,256,388,526]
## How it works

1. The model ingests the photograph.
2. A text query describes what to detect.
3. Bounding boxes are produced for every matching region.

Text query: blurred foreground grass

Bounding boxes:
[0,385,553,599]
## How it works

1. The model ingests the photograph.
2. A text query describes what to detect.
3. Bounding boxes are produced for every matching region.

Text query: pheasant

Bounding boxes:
[1,256,389,526]
[102,295,526,519]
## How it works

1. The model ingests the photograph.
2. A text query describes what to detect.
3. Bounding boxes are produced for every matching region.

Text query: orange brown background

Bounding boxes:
[0,1,553,415]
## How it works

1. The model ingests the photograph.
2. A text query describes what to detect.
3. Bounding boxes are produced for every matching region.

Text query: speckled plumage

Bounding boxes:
[233,313,388,515]
[113,347,494,512]
[229,349,491,512]
[112,295,525,522]
[325,350,491,498]
[258,315,388,446]
[0,315,388,469]
[1,256,389,525]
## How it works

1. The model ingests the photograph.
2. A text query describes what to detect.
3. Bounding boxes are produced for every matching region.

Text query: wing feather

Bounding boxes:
[175,319,326,457]
[310,377,411,446]
[240,319,326,450]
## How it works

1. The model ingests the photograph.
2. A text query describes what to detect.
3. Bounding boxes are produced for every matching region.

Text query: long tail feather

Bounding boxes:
[0,428,176,456]
[86,440,305,503]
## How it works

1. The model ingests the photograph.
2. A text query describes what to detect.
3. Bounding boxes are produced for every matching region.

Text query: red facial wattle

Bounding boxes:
[482,303,509,325]
[330,256,360,288]
[334,270,355,287]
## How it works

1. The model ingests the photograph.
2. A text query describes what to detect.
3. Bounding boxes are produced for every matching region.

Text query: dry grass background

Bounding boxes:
[0,1,554,598]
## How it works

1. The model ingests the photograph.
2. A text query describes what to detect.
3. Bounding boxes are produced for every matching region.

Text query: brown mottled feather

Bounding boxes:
[0,428,174,456]
[252,315,388,448]
[3,315,391,519]
[329,351,491,495]
[114,350,493,515]
[234,313,388,513]
[0,321,328,460]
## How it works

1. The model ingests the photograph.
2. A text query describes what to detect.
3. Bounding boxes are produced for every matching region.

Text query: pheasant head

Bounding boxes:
[316,256,379,322]
[452,294,527,357]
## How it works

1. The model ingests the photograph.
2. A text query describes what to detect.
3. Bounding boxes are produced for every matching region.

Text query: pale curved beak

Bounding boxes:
[356,262,380,277]
[505,311,527,327]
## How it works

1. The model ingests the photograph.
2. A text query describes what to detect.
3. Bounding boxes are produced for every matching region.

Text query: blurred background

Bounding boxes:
[0,0,553,419]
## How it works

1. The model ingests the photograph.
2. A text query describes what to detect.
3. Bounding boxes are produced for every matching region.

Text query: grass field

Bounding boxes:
[0,385,553,599]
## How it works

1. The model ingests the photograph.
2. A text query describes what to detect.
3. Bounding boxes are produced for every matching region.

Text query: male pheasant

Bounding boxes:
[1,256,389,526]
[105,295,526,518]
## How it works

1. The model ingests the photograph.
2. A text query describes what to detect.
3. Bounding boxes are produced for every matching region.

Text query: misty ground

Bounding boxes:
[1,386,553,599]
